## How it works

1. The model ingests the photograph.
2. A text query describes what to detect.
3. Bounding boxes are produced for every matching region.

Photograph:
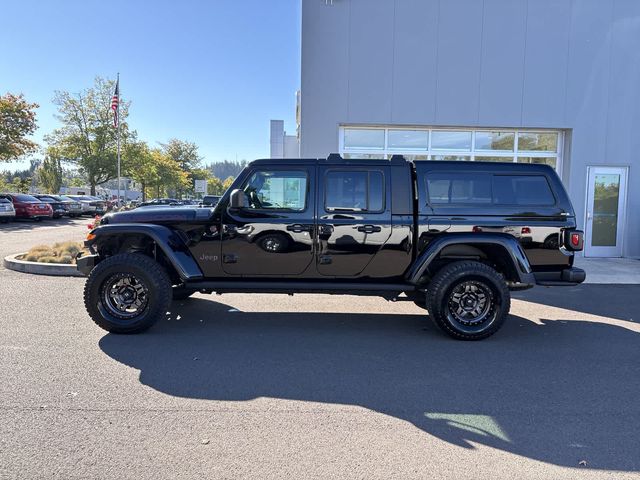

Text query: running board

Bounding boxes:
[182,280,415,297]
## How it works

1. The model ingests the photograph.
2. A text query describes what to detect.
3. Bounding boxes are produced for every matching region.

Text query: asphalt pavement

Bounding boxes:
[1,219,639,479]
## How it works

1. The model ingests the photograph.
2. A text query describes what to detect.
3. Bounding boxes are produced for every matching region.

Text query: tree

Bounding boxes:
[11,176,31,193]
[0,93,39,162]
[207,175,224,195]
[161,139,202,172]
[208,160,247,180]
[125,141,158,202]
[222,176,235,192]
[148,150,189,199]
[161,139,202,197]
[37,156,63,193]
[45,77,136,195]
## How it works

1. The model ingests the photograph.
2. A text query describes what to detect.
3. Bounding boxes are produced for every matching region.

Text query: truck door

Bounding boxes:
[316,166,392,276]
[221,166,315,276]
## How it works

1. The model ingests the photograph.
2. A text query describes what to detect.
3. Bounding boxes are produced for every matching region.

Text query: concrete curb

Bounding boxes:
[3,253,85,277]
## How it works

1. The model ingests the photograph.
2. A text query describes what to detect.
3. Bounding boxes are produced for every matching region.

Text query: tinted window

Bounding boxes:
[243,170,308,211]
[14,194,40,202]
[426,173,492,204]
[493,175,555,206]
[325,170,385,212]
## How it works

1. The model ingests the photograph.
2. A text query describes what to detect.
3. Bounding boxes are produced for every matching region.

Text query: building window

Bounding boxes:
[343,128,385,150]
[431,131,472,151]
[339,126,564,173]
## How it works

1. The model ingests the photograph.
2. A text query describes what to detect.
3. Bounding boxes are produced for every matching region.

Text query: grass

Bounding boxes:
[21,241,85,265]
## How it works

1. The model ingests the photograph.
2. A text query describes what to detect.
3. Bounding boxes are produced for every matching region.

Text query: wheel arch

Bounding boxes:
[88,224,203,281]
[406,233,535,286]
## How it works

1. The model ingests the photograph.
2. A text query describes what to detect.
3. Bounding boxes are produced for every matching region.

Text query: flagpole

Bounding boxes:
[116,72,121,206]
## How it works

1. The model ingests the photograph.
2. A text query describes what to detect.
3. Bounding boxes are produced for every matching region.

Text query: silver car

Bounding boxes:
[0,197,16,223]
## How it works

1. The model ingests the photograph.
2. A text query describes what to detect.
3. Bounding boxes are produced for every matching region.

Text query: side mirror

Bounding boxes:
[229,189,246,209]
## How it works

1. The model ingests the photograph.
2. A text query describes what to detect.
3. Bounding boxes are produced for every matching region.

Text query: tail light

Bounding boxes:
[562,229,583,251]
[521,227,531,234]
[472,226,482,233]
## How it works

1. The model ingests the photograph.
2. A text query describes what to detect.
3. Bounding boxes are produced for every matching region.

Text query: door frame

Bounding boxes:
[583,165,629,258]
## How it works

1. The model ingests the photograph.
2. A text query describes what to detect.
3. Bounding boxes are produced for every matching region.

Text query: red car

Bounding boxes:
[0,193,53,220]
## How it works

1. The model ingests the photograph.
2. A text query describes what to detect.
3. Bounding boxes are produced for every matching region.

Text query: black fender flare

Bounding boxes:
[405,233,535,286]
[87,223,203,281]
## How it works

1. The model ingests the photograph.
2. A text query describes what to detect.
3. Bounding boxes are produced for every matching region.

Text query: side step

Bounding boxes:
[182,280,416,297]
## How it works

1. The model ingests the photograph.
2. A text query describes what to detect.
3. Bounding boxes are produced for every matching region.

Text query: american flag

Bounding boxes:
[111,79,119,128]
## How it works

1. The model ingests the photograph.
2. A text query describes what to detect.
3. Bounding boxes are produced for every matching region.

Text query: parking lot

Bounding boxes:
[1,219,639,479]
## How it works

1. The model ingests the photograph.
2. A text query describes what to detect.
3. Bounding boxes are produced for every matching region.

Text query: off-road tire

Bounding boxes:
[426,261,510,340]
[84,253,172,334]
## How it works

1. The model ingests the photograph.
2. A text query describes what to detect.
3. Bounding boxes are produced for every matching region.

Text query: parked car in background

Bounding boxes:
[0,193,53,220]
[34,195,67,219]
[201,195,221,207]
[66,195,106,215]
[88,197,107,214]
[54,195,83,217]
[137,198,180,208]
[0,197,16,223]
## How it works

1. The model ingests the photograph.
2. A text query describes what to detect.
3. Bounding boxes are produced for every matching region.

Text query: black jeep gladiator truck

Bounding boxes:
[78,155,585,340]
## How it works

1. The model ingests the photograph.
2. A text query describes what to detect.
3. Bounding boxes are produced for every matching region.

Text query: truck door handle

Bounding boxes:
[287,224,312,233]
[357,225,381,233]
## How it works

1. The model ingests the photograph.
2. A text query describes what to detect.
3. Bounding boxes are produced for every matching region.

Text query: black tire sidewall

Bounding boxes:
[427,261,510,340]
[85,254,171,333]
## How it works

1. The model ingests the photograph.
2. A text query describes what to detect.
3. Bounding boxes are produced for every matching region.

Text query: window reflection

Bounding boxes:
[518,132,558,152]
[431,131,472,151]
[431,155,471,161]
[387,130,428,150]
[344,129,385,149]
[475,131,515,151]
[517,157,557,168]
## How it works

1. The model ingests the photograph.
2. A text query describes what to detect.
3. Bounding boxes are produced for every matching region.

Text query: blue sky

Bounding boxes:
[1,0,301,171]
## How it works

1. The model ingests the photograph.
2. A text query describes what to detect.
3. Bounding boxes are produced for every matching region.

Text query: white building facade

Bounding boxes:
[298,0,640,258]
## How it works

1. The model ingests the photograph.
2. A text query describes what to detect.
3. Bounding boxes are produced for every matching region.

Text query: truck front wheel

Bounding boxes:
[426,261,510,340]
[83,253,172,333]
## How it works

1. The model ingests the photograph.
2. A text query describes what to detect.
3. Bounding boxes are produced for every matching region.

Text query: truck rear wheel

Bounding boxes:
[426,261,510,340]
[83,253,172,333]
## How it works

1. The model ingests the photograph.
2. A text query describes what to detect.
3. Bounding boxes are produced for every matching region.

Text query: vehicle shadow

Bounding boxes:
[514,284,638,321]
[99,298,640,471]
[0,217,84,232]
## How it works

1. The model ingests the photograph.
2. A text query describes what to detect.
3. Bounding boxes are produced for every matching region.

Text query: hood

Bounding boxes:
[101,206,213,225]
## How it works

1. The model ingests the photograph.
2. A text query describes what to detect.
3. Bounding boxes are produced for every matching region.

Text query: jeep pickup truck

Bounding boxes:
[78,155,585,340]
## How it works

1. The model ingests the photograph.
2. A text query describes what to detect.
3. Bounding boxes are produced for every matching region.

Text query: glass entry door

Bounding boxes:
[585,166,628,257]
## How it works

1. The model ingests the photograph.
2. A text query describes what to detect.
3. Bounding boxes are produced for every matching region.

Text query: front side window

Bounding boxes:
[243,170,308,211]
[325,170,384,212]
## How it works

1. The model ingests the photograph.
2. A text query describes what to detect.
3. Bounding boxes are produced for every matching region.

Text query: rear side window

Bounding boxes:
[325,170,385,212]
[426,173,492,204]
[492,175,555,205]
[426,173,556,206]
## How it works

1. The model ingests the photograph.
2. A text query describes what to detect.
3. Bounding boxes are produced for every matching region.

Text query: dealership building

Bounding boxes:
[272,0,639,258]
